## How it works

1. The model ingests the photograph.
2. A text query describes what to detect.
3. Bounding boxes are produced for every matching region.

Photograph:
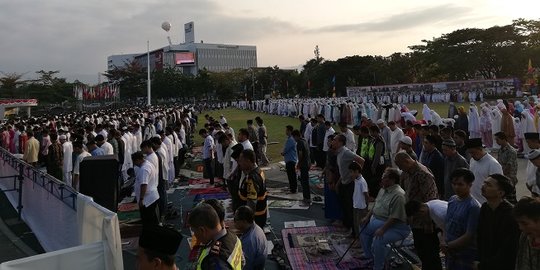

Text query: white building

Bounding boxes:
[107,54,138,70]
[107,22,257,75]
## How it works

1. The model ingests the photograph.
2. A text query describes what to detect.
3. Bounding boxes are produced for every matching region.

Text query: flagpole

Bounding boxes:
[147,40,151,106]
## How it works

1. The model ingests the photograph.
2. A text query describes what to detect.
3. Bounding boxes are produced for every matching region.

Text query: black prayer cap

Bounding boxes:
[524,132,540,140]
[465,138,484,149]
[139,225,183,255]
[442,139,457,147]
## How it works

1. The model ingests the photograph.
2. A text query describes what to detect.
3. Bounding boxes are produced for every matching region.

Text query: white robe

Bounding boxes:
[62,141,73,186]
[422,104,432,123]
[468,105,481,138]
[490,108,502,149]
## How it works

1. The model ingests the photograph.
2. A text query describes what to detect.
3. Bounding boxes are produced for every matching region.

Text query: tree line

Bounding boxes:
[1,18,539,103]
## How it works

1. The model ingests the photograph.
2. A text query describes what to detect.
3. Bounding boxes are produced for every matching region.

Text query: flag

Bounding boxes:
[331,75,336,86]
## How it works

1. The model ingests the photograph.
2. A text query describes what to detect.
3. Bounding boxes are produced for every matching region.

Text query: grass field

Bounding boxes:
[194,102,483,162]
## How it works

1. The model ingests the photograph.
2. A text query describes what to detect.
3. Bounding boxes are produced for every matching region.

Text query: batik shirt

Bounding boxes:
[400,162,439,231]
[496,143,518,185]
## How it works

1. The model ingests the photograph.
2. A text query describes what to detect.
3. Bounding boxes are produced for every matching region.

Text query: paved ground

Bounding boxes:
[0,190,42,263]
[0,228,27,262]
[0,150,533,267]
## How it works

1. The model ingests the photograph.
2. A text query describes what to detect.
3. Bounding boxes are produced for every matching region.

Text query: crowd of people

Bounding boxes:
[2,96,540,270]
[282,97,540,270]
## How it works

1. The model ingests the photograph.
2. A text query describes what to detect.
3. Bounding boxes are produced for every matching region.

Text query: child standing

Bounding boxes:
[350,162,369,237]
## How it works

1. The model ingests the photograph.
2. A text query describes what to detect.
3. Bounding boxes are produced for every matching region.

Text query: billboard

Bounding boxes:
[184,21,194,43]
[175,52,195,65]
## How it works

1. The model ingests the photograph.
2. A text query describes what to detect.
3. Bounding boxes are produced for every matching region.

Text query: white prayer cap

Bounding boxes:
[399,136,412,146]
[526,149,540,161]
[376,119,385,125]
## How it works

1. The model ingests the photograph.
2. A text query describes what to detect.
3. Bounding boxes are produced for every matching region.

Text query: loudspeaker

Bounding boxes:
[80,155,119,212]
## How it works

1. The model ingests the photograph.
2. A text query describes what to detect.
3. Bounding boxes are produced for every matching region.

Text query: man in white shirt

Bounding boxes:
[220,133,238,181]
[159,131,176,183]
[466,138,503,204]
[72,141,91,191]
[339,122,356,151]
[238,128,254,151]
[388,121,405,166]
[199,128,216,185]
[219,114,227,125]
[121,127,133,180]
[524,133,540,196]
[322,121,335,156]
[405,199,447,236]
[132,151,160,226]
[150,136,170,220]
[96,134,114,155]
[223,123,235,140]
[60,135,73,186]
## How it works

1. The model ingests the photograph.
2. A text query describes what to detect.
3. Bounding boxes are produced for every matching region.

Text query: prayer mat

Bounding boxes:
[188,178,223,185]
[193,192,230,203]
[268,200,310,210]
[282,226,373,270]
[267,187,325,205]
[191,146,203,154]
[118,210,140,222]
[118,203,138,212]
[187,186,226,195]
[179,169,203,179]
[309,176,324,190]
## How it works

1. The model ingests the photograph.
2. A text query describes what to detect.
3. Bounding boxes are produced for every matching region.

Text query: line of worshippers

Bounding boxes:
[0,106,194,193]
[295,112,540,270]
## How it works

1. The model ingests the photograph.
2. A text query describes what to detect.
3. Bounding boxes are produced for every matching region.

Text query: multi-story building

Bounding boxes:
[107,54,138,70]
[107,22,257,75]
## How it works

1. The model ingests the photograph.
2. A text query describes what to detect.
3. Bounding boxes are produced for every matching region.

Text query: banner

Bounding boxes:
[73,84,120,101]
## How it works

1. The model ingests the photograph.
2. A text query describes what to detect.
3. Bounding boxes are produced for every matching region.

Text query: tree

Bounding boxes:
[103,61,146,99]
[0,72,26,98]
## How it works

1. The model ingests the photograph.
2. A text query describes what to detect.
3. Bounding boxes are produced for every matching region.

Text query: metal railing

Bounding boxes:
[0,147,78,219]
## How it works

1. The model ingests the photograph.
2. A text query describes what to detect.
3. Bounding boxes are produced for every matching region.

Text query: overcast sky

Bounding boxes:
[0,0,538,84]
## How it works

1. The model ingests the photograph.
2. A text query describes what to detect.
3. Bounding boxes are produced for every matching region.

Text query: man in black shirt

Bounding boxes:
[475,174,520,270]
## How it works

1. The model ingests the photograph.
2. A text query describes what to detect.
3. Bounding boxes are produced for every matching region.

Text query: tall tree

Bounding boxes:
[103,61,146,99]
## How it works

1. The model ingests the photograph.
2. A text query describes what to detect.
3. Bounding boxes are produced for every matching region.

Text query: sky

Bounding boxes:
[0,0,538,84]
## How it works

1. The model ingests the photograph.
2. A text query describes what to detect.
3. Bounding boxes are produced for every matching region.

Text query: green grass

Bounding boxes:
[194,108,300,163]
[195,102,484,163]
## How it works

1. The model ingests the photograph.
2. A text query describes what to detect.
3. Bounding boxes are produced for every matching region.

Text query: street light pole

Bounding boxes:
[147,40,151,106]
[251,68,255,100]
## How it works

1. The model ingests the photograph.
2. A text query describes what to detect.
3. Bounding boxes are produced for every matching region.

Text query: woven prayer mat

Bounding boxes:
[282,226,373,270]
[118,203,138,212]
[268,200,310,210]
[267,187,325,205]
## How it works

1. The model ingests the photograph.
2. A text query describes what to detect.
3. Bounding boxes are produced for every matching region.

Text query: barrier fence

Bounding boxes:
[0,147,123,270]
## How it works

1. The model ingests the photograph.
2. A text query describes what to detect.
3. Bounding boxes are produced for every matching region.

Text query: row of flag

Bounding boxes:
[73,84,120,101]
